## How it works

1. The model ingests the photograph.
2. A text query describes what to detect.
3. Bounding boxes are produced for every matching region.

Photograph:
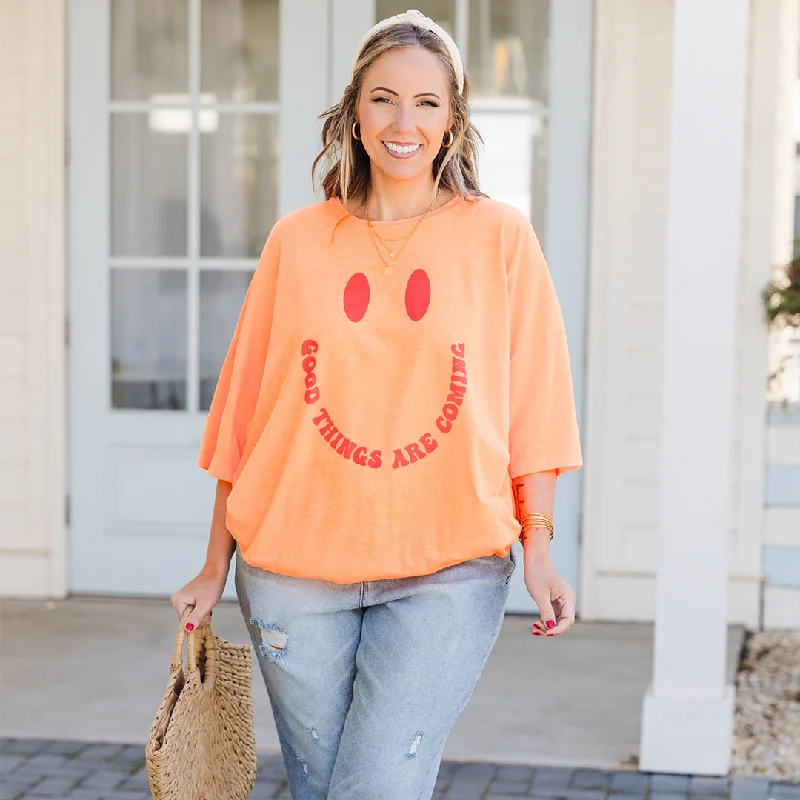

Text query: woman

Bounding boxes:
[171,9,582,800]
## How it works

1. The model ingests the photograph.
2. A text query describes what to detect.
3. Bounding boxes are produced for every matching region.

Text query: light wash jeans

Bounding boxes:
[235,547,515,800]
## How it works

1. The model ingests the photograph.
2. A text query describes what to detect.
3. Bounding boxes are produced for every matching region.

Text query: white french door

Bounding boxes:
[68,0,333,594]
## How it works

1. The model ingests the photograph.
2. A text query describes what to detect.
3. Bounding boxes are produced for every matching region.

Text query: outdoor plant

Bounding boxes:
[763,247,800,326]
[763,247,800,402]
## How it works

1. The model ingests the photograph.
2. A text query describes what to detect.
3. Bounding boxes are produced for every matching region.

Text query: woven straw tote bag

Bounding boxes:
[146,614,257,800]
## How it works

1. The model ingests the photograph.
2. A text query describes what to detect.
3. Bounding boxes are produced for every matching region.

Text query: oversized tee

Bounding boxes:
[198,194,582,583]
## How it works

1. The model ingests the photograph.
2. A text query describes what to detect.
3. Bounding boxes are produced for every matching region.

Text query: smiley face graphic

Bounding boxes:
[299,268,467,469]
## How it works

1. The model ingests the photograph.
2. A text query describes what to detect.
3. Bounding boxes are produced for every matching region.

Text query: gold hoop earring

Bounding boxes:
[352,122,361,141]
[442,130,454,148]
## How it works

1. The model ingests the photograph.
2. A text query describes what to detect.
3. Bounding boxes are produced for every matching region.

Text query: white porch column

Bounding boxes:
[639,0,749,776]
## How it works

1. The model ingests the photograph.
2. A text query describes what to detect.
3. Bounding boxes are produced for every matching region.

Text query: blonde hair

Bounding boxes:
[312,21,484,204]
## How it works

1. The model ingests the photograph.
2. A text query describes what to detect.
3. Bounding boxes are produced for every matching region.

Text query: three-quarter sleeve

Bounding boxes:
[198,229,281,483]
[506,215,582,478]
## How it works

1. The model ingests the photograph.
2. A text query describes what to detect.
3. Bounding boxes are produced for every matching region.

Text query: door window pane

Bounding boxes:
[473,113,548,238]
[201,0,279,102]
[200,271,253,410]
[200,114,278,257]
[112,0,189,100]
[375,1,457,38]
[111,269,188,410]
[112,114,188,257]
[468,0,548,105]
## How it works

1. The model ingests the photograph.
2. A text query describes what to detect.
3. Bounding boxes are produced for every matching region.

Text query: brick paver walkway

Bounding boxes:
[1,738,797,800]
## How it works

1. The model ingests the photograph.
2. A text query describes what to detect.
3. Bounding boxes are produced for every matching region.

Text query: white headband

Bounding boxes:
[351,9,465,94]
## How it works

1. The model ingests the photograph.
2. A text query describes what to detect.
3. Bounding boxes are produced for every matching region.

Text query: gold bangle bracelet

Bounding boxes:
[521,521,553,532]
[520,519,553,530]
[520,518,553,533]
[519,512,553,525]
[520,525,555,535]
[519,512,555,542]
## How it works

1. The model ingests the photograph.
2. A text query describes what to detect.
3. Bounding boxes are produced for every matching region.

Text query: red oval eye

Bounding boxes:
[344,273,370,322]
[405,269,431,321]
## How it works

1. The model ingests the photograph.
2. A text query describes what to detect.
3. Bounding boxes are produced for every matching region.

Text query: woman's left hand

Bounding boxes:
[524,559,576,637]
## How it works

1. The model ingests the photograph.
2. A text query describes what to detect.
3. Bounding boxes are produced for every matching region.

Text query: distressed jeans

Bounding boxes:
[235,548,515,800]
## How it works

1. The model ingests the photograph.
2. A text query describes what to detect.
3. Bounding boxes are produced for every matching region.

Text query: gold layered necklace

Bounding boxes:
[365,188,440,276]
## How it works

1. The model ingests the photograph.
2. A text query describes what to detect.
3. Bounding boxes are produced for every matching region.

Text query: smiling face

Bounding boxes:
[356,46,453,186]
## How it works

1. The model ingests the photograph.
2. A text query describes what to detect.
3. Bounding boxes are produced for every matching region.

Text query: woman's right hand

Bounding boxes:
[170,567,228,631]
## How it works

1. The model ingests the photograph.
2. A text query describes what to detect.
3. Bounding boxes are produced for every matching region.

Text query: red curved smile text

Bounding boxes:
[299,340,468,470]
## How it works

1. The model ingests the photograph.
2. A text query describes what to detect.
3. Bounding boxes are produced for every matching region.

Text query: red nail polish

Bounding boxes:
[209,611,212,618]
[546,633,554,637]
[546,620,556,629]
[185,623,195,631]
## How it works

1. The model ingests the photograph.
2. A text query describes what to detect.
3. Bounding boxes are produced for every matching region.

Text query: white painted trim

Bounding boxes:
[764,507,800,547]
[640,686,735,775]
[279,0,329,212]
[46,0,68,597]
[643,0,749,773]
[763,587,800,628]
[108,101,280,114]
[330,0,375,105]
[655,0,750,684]
[107,259,204,270]
[581,0,638,620]
[767,423,800,465]
[583,572,762,628]
[108,258,260,271]
[11,0,68,598]
[186,0,201,414]
[546,0,594,599]
[454,0,469,62]
[0,553,55,599]
[68,0,114,592]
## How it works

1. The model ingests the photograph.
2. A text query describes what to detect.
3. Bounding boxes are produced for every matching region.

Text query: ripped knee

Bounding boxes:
[250,618,289,662]
[406,731,423,760]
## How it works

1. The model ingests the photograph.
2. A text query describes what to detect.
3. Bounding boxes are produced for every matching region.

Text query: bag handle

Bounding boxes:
[170,609,217,690]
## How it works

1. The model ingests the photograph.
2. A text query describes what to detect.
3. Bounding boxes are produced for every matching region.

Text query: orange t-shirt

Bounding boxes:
[198,194,582,583]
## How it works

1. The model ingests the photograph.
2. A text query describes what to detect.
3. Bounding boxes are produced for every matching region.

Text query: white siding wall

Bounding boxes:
[582,0,674,621]
[763,410,800,628]
[741,0,800,629]
[0,0,67,597]
[582,0,798,626]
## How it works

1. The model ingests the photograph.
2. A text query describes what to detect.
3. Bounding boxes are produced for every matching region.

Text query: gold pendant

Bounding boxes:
[382,265,393,276]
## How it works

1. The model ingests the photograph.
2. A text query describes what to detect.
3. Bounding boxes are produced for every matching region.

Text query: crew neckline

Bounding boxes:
[330,193,464,228]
